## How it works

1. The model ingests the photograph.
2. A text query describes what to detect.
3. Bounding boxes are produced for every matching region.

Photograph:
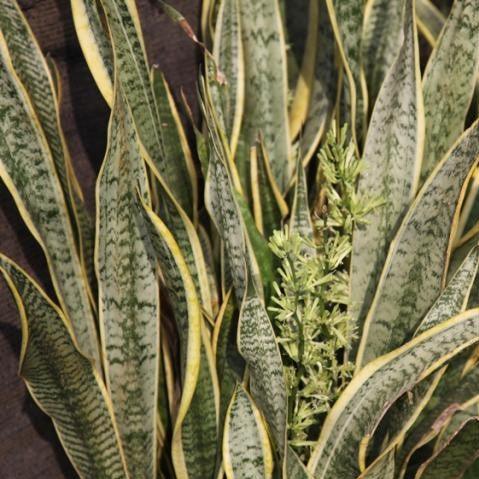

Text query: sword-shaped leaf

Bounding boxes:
[140,204,219,479]
[204,95,287,457]
[0,0,96,292]
[351,0,423,350]
[95,89,159,478]
[0,256,128,479]
[415,417,479,479]
[308,309,479,479]
[0,32,98,364]
[359,449,395,479]
[420,0,479,181]
[237,0,291,192]
[71,0,114,105]
[361,0,406,108]
[290,157,314,241]
[212,0,244,156]
[356,121,479,368]
[99,0,194,217]
[325,0,366,145]
[300,0,337,164]
[223,385,273,479]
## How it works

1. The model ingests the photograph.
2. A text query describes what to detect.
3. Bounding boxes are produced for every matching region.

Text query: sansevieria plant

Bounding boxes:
[2,0,479,477]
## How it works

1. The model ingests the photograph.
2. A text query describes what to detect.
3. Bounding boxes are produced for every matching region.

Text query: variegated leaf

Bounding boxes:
[0,0,95,286]
[223,385,273,479]
[300,0,337,164]
[0,256,128,479]
[71,0,114,105]
[212,0,244,156]
[0,32,98,364]
[286,446,311,479]
[96,88,159,478]
[290,157,314,242]
[325,0,366,145]
[356,121,479,368]
[351,0,423,352]
[359,449,395,479]
[99,0,195,217]
[415,417,479,479]
[420,0,479,181]
[140,204,219,479]
[237,0,291,192]
[361,0,406,108]
[308,309,479,479]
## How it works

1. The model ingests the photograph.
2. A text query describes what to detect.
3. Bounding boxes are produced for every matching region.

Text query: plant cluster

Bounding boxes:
[1,0,479,478]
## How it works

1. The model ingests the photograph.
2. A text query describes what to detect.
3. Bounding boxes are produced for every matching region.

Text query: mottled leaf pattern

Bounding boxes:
[96,89,159,478]
[308,310,479,479]
[99,0,194,216]
[356,121,479,368]
[359,449,395,479]
[351,0,423,351]
[362,0,405,107]
[416,0,445,45]
[290,158,314,241]
[0,256,128,479]
[0,34,98,364]
[223,385,273,479]
[237,0,291,192]
[421,0,479,181]
[415,417,479,479]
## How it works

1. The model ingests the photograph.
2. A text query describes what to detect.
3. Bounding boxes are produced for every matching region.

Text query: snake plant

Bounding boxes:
[1,0,479,477]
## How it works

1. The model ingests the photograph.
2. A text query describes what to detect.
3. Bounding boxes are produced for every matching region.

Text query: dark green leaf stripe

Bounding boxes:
[96,89,159,478]
[223,385,273,479]
[300,0,337,164]
[356,121,479,368]
[204,96,287,457]
[141,204,219,479]
[362,0,406,108]
[237,0,291,192]
[415,417,479,479]
[416,245,479,334]
[0,256,128,479]
[71,0,114,105]
[0,0,95,298]
[308,309,479,479]
[99,0,194,217]
[351,0,423,349]
[212,0,244,156]
[0,35,98,365]
[420,0,479,181]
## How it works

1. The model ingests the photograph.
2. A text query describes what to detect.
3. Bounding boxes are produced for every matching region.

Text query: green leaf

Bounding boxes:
[415,244,479,334]
[0,256,128,479]
[290,157,314,242]
[0,32,98,365]
[95,89,159,478]
[286,446,311,479]
[300,0,337,164]
[308,309,479,479]
[223,385,274,479]
[71,0,114,105]
[204,95,287,458]
[416,0,446,46]
[99,0,195,217]
[356,121,479,369]
[415,417,479,479]
[420,0,479,181]
[0,0,96,287]
[351,0,424,351]
[325,0,366,145]
[361,0,406,108]
[212,0,244,156]
[236,0,292,192]
[140,204,219,479]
